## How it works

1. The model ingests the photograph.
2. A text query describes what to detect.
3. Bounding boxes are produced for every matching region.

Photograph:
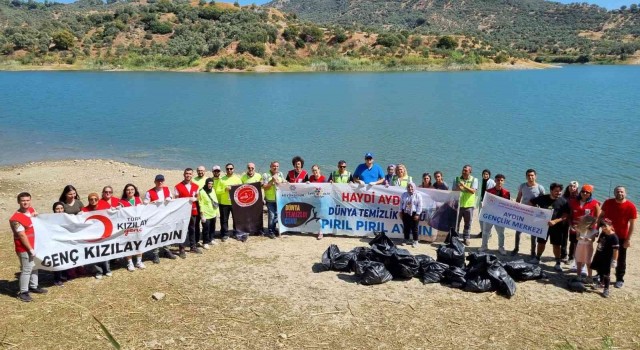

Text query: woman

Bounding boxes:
[568,184,601,275]
[308,165,326,183]
[59,185,83,215]
[384,164,396,186]
[82,193,112,279]
[198,178,219,249]
[419,173,432,188]
[563,180,579,199]
[476,169,496,238]
[561,180,579,263]
[52,202,67,286]
[392,164,412,188]
[119,184,145,271]
[99,186,121,209]
[287,156,309,183]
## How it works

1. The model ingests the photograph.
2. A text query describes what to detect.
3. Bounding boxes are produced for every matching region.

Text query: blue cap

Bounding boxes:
[154,174,165,182]
[364,152,374,158]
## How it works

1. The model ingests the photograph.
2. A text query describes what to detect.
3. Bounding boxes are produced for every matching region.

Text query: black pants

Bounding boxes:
[616,238,628,282]
[201,218,217,244]
[596,268,611,289]
[515,231,537,256]
[219,204,235,238]
[181,215,197,249]
[402,212,418,241]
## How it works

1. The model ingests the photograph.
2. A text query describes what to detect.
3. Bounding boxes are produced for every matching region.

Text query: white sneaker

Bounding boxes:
[136,262,146,270]
[105,272,113,277]
[411,240,418,248]
[569,260,577,272]
[127,261,135,272]
[203,244,210,250]
[210,240,219,246]
[478,246,487,253]
[498,247,507,255]
[95,274,103,280]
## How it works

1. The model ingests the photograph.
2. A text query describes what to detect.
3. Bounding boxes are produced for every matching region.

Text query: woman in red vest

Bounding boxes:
[82,193,113,279]
[120,184,145,271]
[99,186,122,209]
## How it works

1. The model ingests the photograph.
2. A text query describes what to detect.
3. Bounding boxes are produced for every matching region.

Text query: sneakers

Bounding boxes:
[164,250,177,260]
[105,272,113,277]
[179,250,187,259]
[267,233,276,239]
[498,247,507,256]
[411,240,418,248]
[221,236,229,242]
[615,281,624,288]
[203,243,210,250]
[135,261,146,270]
[53,280,64,287]
[511,249,519,256]
[569,260,577,272]
[602,288,610,298]
[478,246,487,253]
[317,232,323,240]
[152,253,161,264]
[400,241,406,246]
[18,292,32,302]
[209,240,219,246]
[528,257,540,265]
[554,263,562,272]
[190,247,203,254]
[29,287,48,294]
[95,273,103,280]
[127,261,135,272]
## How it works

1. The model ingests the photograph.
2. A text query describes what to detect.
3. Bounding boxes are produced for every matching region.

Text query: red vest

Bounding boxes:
[120,196,142,207]
[99,197,121,209]
[10,207,35,254]
[287,169,308,183]
[147,187,171,202]
[176,182,199,215]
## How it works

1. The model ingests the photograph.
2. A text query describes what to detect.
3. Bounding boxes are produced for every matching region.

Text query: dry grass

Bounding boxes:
[1,160,639,350]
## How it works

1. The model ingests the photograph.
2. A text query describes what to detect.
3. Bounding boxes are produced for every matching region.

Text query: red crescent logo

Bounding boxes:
[84,215,114,242]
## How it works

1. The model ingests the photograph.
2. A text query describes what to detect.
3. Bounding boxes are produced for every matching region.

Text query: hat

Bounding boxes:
[212,165,221,171]
[154,174,165,182]
[569,180,579,188]
[581,184,594,193]
[364,152,374,158]
[387,164,396,169]
[599,218,613,227]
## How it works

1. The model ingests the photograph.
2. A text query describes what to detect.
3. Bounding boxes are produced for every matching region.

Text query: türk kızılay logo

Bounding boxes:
[234,184,259,207]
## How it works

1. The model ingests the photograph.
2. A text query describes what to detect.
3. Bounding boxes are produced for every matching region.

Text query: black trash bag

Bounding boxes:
[442,266,467,288]
[420,261,449,284]
[436,229,466,268]
[415,254,434,265]
[321,244,340,270]
[487,261,517,297]
[359,262,393,285]
[567,278,587,293]
[464,274,494,292]
[350,247,373,261]
[504,260,545,281]
[332,252,357,272]
[466,252,498,267]
[369,232,395,250]
[388,252,419,279]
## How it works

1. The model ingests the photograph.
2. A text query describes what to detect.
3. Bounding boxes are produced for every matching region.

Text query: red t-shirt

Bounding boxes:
[309,175,326,183]
[601,199,638,240]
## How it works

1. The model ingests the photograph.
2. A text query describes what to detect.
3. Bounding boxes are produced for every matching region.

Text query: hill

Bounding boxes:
[265,0,640,62]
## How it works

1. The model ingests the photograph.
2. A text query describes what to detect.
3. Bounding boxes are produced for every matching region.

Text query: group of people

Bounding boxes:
[8,153,637,301]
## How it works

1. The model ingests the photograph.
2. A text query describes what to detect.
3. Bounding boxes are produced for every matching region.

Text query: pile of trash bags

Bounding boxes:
[319,230,545,298]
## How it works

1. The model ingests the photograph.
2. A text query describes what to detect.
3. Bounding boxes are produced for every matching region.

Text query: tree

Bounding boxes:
[436,36,458,50]
[233,1,239,7]
[52,30,75,50]
[630,3,638,12]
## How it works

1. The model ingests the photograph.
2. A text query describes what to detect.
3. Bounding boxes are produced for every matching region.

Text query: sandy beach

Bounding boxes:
[1,159,638,349]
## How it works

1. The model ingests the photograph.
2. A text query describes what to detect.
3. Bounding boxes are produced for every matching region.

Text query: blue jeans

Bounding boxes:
[266,201,278,235]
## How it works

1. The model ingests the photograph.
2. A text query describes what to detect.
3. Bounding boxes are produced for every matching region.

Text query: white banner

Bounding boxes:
[32,198,192,271]
[276,183,459,242]
[479,192,553,239]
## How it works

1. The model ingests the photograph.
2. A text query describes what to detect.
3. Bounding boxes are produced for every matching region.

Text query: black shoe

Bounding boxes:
[267,233,276,239]
[510,249,519,256]
[179,250,187,259]
[221,236,229,242]
[163,249,177,260]
[29,287,48,294]
[17,292,32,302]
[152,253,161,264]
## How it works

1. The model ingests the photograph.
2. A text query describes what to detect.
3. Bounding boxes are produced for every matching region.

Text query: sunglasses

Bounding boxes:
[339,166,346,168]
[581,191,591,194]
[103,191,112,193]
[226,168,234,170]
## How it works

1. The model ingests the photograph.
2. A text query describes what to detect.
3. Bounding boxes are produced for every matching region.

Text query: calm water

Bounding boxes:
[1,66,639,201]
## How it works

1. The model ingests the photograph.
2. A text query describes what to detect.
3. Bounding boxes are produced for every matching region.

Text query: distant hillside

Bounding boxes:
[266,0,640,60]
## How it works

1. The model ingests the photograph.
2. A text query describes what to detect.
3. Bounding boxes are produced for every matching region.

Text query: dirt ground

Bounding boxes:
[0,160,639,350]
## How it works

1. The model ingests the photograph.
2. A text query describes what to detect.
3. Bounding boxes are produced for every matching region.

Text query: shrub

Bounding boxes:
[149,21,173,35]
[52,30,75,50]
[436,36,458,50]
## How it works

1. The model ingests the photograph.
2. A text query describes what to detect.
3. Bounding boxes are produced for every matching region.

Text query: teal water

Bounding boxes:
[1,66,639,201]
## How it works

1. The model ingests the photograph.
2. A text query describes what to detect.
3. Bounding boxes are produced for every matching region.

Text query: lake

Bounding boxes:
[1,66,639,201]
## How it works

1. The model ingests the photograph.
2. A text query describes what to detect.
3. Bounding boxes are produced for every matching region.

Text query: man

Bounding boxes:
[384,164,396,186]
[262,161,285,239]
[242,162,263,184]
[475,169,496,238]
[479,174,510,255]
[216,163,243,241]
[512,169,546,257]
[9,192,47,302]
[98,186,120,209]
[145,174,178,263]
[432,171,449,190]
[453,165,478,245]
[174,168,200,257]
[600,186,637,288]
[529,183,570,269]
[193,165,207,189]
[399,182,423,248]
[353,152,385,185]
[328,160,352,183]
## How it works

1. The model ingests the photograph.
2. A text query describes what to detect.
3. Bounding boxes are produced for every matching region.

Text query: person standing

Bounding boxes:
[475,169,496,239]
[198,178,219,249]
[120,183,145,271]
[590,219,620,298]
[561,180,580,263]
[529,183,570,270]
[512,169,546,257]
[242,163,263,184]
[353,152,385,185]
[59,185,83,215]
[174,168,200,256]
[10,192,47,302]
[193,165,208,189]
[432,171,449,190]
[287,156,309,183]
[217,163,242,241]
[308,165,326,183]
[453,165,478,245]
[98,186,121,209]
[328,160,352,183]
[145,174,177,263]
[600,186,637,288]
[419,173,432,188]
[479,174,510,255]
[262,161,285,239]
[384,164,396,186]
[568,184,601,273]
[82,193,113,279]
[399,182,423,248]
[392,164,413,187]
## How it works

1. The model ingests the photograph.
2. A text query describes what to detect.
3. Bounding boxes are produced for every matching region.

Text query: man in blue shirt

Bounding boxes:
[353,152,385,185]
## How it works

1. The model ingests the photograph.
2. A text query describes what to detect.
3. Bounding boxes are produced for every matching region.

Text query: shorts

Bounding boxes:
[536,235,549,244]
[549,228,567,246]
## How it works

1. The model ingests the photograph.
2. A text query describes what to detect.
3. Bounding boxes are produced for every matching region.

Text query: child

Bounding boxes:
[573,215,598,283]
[52,202,67,286]
[590,219,619,298]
